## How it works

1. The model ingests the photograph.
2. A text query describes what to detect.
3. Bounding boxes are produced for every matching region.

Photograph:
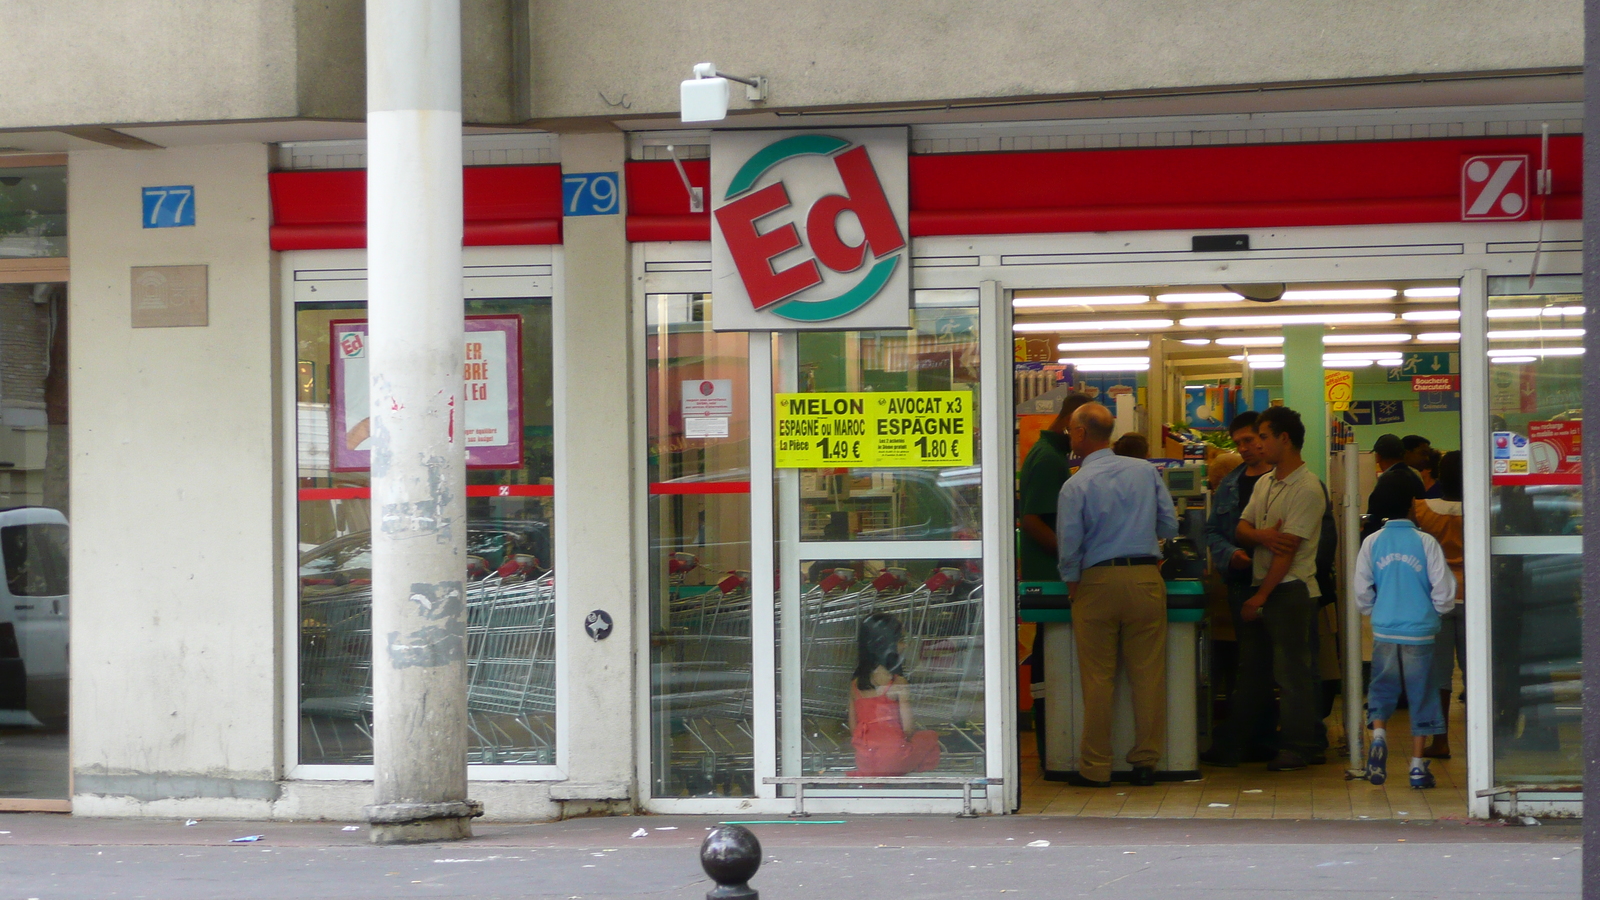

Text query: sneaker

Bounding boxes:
[1410,765,1436,790]
[1367,736,1388,785]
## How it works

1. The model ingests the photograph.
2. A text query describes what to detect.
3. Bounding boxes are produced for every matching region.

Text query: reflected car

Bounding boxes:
[0,507,69,726]
[299,521,552,599]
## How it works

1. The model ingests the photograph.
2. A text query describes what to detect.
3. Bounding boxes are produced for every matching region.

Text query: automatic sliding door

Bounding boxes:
[774,299,988,784]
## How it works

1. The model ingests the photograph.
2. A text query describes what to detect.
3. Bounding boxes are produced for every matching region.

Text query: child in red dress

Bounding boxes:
[849,613,941,777]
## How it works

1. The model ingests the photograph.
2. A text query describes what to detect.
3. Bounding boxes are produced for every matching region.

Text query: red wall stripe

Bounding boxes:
[648,481,752,495]
[298,484,554,501]
[623,136,1581,241]
[270,165,565,250]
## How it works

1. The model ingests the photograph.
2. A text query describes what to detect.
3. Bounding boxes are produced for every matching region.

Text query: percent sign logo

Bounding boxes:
[1461,154,1530,222]
[714,135,907,323]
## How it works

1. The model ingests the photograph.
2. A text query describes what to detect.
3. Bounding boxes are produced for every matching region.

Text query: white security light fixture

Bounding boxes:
[1403,286,1462,298]
[1415,332,1462,342]
[1215,336,1284,347]
[1179,312,1397,328]
[1156,292,1243,303]
[1013,318,1174,332]
[1056,340,1150,351]
[1281,288,1398,301]
[680,62,767,123]
[1401,309,1461,322]
[1014,294,1150,307]
[1321,333,1412,344]
[1488,328,1585,340]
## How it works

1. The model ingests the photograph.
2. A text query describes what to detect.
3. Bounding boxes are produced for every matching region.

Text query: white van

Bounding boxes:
[0,507,67,727]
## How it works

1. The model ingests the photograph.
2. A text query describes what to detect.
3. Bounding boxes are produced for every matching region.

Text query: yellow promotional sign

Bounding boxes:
[775,391,974,468]
[1324,370,1354,412]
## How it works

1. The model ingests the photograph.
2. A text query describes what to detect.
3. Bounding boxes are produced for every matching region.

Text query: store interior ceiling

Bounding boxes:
[1011,281,1584,377]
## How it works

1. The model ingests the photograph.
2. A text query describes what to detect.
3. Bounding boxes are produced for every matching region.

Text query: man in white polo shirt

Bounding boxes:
[1233,405,1326,772]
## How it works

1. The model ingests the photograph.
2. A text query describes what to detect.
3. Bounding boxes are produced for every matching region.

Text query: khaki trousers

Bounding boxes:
[1073,564,1167,781]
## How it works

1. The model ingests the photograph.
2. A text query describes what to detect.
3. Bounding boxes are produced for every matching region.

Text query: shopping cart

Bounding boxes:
[298,570,559,765]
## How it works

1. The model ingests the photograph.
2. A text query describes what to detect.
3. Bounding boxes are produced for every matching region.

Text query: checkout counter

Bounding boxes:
[1020,579,1206,782]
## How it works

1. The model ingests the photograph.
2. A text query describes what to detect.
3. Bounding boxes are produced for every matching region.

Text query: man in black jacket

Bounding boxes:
[1366,433,1425,529]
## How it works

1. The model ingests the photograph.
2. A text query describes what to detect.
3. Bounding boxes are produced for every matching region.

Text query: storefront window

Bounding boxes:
[0,167,66,258]
[778,300,986,782]
[1486,274,1582,785]
[295,296,555,766]
[645,294,755,797]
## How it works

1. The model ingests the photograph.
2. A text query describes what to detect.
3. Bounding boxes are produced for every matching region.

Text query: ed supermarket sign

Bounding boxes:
[711,129,910,331]
[774,391,973,468]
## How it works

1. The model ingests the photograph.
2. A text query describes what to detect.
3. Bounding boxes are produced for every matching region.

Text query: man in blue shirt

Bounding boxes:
[1056,402,1179,787]
[1201,411,1278,766]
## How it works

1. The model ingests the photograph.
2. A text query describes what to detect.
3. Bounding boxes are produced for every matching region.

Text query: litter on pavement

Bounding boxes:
[230,835,265,843]
[1026,840,1051,848]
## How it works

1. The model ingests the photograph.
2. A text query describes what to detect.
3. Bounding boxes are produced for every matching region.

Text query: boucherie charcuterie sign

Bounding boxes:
[711,129,910,331]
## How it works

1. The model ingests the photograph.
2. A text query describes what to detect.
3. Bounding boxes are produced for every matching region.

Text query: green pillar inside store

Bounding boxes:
[1280,324,1327,480]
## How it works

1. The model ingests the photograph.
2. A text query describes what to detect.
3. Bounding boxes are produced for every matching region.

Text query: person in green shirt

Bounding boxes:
[1018,391,1092,765]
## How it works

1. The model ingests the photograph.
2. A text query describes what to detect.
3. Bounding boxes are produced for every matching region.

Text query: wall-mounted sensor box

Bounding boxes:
[681,76,731,123]
[1192,234,1250,252]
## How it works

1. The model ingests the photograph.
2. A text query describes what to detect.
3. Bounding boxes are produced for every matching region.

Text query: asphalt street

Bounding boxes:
[0,814,1579,900]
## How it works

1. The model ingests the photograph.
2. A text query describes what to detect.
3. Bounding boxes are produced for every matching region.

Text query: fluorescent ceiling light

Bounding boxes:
[1249,359,1285,369]
[1074,363,1150,372]
[1321,333,1412,344]
[1014,319,1174,332]
[1403,286,1461,298]
[1216,336,1284,347]
[1228,354,1285,362]
[1281,289,1398,301]
[1415,332,1462,342]
[1324,351,1402,361]
[1491,356,1537,364]
[1489,347,1585,357]
[1401,310,1461,322]
[1156,292,1243,304]
[1179,338,1212,346]
[1487,306,1585,319]
[1014,294,1150,307]
[1059,356,1151,366]
[1489,329,1585,340]
[1056,340,1150,351]
[1179,312,1397,328]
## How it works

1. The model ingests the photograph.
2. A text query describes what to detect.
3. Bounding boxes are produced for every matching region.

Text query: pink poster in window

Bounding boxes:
[330,315,523,471]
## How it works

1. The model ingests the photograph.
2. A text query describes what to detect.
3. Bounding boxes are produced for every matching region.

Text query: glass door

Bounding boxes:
[772,296,990,790]
[1484,274,1583,791]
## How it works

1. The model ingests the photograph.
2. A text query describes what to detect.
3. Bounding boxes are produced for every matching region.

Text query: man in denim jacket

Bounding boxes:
[1201,411,1275,766]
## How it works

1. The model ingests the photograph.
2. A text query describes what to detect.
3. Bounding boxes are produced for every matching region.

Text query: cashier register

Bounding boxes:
[1019,461,1209,607]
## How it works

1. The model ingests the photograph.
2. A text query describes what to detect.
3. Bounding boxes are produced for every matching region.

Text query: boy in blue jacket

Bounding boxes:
[1354,517,1457,788]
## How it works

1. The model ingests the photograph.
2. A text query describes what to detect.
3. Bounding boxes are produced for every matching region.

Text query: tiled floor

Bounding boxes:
[1018,696,1470,820]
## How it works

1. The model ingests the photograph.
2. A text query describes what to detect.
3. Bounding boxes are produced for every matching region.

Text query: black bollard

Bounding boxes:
[700,824,761,900]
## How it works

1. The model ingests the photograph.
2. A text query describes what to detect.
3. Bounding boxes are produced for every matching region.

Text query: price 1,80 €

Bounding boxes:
[914,436,958,459]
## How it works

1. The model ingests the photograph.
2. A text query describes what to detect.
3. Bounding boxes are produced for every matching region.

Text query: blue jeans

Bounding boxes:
[1368,640,1444,736]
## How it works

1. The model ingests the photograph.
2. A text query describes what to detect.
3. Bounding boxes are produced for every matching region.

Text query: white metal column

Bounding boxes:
[979,280,1015,813]
[749,331,779,798]
[1460,269,1494,818]
[775,332,803,778]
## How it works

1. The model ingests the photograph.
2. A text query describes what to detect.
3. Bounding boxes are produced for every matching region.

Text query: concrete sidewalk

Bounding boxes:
[0,812,1579,899]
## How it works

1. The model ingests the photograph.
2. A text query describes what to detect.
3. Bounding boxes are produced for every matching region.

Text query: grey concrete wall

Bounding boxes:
[551,132,637,804]
[0,0,519,130]
[0,1,300,129]
[526,0,1583,120]
[68,144,282,817]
